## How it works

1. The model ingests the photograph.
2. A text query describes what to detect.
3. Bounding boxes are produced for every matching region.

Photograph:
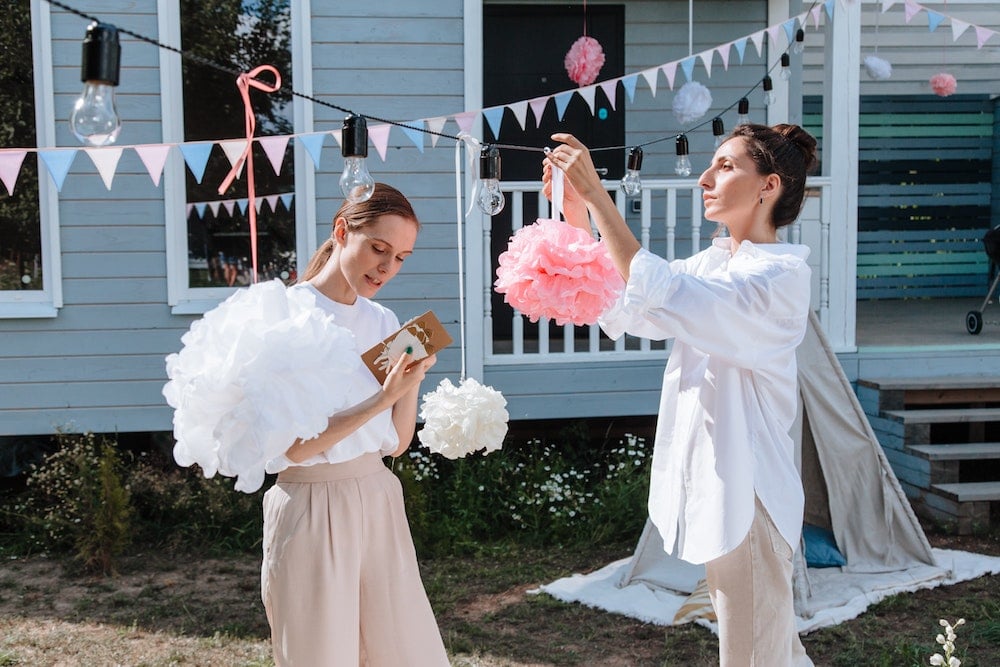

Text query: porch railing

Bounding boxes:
[483,177,832,365]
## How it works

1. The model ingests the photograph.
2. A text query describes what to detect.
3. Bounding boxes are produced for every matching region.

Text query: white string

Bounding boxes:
[454,134,480,380]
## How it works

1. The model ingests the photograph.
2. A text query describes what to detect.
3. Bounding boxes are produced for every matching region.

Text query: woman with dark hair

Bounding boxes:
[261,183,449,666]
[545,124,818,666]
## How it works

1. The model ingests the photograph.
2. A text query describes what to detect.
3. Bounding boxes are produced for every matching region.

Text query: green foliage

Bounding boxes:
[396,430,651,556]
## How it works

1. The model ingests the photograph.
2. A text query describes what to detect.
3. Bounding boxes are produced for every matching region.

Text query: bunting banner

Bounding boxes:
[0,0,995,197]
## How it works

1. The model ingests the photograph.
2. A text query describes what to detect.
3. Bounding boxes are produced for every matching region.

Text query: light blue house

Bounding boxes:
[3,0,1000,524]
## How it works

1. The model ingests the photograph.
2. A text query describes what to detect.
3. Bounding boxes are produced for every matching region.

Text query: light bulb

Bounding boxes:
[70,22,121,147]
[620,146,643,196]
[340,114,375,202]
[780,53,791,81]
[737,97,750,126]
[477,145,505,216]
[762,76,775,106]
[712,117,726,149]
[674,134,691,177]
[792,28,805,55]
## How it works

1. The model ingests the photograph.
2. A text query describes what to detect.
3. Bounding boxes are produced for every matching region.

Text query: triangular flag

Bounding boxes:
[680,57,696,83]
[401,121,425,153]
[258,135,290,175]
[716,44,731,71]
[782,19,797,46]
[134,144,170,187]
[508,101,529,130]
[297,133,326,168]
[483,107,505,139]
[426,116,447,148]
[0,150,27,195]
[621,74,639,103]
[368,124,391,161]
[529,97,550,126]
[254,197,264,213]
[951,19,970,41]
[733,38,748,64]
[185,203,193,218]
[207,200,221,217]
[453,111,477,133]
[598,80,618,111]
[266,194,279,212]
[641,67,659,96]
[903,0,920,23]
[194,202,207,219]
[222,199,236,216]
[697,51,713,78]
[237,198,249,214]
[824,0,836,20]
[280,193,294,210]
[926,10,945,33]
[749,30,766,58]
[661,62,678,90]
[577,86,597,114]
[881,0,896,11]
[811,6,823,28]
[554,92,574,121]
[767,25,782,48]
[329,129,343,148]
[38,150,77,192]
[975,26,995,48]
[219,139,248,179]
[178,142,214,184]
[85,147,123,190]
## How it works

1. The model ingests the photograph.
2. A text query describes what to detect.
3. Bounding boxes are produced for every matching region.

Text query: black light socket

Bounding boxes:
[762,75,773,92]
[342,114,368,158]
[480,145,501,180]
[80,22,121,86]
[627,146,643,171]
[675,134,689,157]
[738,97,749,115]
[781,53,790,68]
[712,117,725,137]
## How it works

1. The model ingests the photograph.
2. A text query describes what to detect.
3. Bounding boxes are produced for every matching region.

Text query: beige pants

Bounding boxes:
[704,497,813,667]
[261,453,449,667]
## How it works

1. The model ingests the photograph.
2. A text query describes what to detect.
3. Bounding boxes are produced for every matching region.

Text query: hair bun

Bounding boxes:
[775,123,819,174]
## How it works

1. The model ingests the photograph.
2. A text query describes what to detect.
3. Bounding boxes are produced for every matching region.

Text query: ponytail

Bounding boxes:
[299,238,335,283]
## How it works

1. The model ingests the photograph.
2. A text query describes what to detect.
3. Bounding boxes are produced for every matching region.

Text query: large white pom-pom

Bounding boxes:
[418,377,509,459]
[564,35,606,87]
[862,55,892,81]
[672,81,713,125]
[163,280,359,493]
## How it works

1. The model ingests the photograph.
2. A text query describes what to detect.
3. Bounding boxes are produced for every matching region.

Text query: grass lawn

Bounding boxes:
[0,526,997,666]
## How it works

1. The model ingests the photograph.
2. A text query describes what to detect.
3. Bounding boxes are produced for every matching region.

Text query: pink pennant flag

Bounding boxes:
[208,201,221,218]
[222,199,236,216]
[698,50,714,78]
[508,101,529,130]
[950,19,970,41]
[641,67,659,97]
[598,80,618,110]
[661,61,678,90]
[975,25,995,48]
[453,111,477,134]
[0,150,27,196]
[577,86,597,114]
[903,0,921,24]
[767,25,782,48]
[219,140,247,178]
[134,144,170,187]
[258,136,290,176]
[329,129,343,148]
[368,124,391,161]
[186,203,194,217]
[811,5,823,27]
[716,44,731,71]
[426,116,448,147]
[750,30,766,58]
[85,147,123,191]
[266,194,279,212]
[528,97,550,127]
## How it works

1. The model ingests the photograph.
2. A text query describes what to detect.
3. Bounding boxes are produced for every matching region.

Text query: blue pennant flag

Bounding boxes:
[621,75,639,103]
[483,107,505,139]
[38,150,77,192]
[401,121,425,153]
[733,38,748,64]
[554,92,574,120]
[824,0,835,20]
[783,19,797,46]
[280,193,294,210]
[680,57,696,82]
[927,11,945,33]
[297,134,326,169]
[194,202,207,218]
[237,198,249,214]
[178,142,214,184]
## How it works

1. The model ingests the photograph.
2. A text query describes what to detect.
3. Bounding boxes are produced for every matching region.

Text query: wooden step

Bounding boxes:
[859,376,1000,408]
[883,407,1000,424]
[908,442,1000,461]
[860,376,1000,391]
[931,481,1000,503]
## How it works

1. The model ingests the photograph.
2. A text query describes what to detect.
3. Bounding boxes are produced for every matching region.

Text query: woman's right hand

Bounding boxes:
[381,351,435,405]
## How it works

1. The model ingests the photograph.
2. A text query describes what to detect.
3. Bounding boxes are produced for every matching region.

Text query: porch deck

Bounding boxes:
[856,297,1000,350]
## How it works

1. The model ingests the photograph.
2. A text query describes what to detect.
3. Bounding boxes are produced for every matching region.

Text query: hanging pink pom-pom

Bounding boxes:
[930,72,957,97]
[495,219,624,327]
[565,35,605,87]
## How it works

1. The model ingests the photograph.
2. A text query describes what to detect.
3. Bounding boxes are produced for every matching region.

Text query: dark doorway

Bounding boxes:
[484,4,625,346]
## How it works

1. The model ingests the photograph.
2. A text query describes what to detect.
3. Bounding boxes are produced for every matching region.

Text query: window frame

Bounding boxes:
[0,0,63,318]
[157,0,316,314]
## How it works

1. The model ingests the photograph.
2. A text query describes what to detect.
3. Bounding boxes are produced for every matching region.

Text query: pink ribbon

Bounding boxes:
[217,64,282,283]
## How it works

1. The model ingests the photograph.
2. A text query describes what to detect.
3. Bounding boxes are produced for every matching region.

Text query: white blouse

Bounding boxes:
[600,239,812,565]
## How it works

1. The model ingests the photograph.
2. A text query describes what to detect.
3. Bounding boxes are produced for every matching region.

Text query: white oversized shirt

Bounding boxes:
[600,239,811,565]
[266,283,401,472]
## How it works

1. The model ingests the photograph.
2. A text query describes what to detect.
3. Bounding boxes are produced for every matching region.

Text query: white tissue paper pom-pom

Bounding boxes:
[862,55,892,81]
[672,81,713,125]
[418,377,509,460]
[163,279,360,493]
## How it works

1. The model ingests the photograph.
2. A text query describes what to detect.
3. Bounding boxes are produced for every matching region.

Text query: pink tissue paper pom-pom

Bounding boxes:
[565,35,605,87]
[495,218,624,327]
[930,72,957,97]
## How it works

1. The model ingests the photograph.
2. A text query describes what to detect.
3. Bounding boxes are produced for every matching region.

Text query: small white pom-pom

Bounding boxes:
[862,55,892,81]
[672,81,713,125]
[418,377,509,459]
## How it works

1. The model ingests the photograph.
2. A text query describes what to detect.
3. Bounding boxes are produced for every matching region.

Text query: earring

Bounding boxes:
[759,196,764,205]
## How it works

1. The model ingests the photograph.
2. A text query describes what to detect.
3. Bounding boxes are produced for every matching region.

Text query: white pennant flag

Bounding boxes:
[134,144,171,187]
[219,140,248,178]
[207,201,221,217]
[641,67,659,97]
[698,50,714,78]
[222,199,236,216]
[85,147,124,190]
[426,116,447,147]
[508,101,529,130]
[577,86,597,114]
[951,19,970,41]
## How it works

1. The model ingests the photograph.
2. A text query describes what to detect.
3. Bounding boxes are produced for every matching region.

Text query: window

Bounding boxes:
[159,0,312,312]
[0,0,61,317]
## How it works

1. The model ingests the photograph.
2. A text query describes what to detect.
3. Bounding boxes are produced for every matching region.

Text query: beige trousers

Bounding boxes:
[261,453,449,667]
[704,497,813,667]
